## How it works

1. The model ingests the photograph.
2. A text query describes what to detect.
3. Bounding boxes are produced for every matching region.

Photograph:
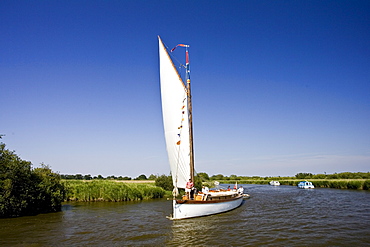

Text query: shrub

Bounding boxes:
[0,143,66,218]
[363,180,370,190]
[155,174,173,191]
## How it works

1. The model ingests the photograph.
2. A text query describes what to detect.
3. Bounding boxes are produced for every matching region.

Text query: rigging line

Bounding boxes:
[171,53,186,69]
[174,93,188,186]
[162,41,186,69]
[172,54,186,83]
[164,42,187,82]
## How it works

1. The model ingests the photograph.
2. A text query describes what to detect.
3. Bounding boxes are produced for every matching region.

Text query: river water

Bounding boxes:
[1,184,369,246]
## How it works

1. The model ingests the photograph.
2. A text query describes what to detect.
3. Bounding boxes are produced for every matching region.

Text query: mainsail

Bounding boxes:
[158,36,191,189]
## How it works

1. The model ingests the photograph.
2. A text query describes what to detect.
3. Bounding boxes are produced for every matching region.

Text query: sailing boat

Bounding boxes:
[158,36,244,219]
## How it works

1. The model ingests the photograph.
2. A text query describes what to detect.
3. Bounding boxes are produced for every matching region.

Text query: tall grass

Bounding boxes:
[63,180,165,201]
[220,179,370,190]
[308,179,370,190]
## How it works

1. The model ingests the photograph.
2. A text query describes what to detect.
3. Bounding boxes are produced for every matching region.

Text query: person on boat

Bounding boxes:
[237,186,244,195]
[201,185,209,194]
[185,179,194,200]
[227,186,231,191]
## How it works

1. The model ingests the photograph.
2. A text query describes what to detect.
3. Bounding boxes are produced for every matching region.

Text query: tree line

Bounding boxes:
[294,172,370,179]
[62,171,370,184]
[204,172,370,181]
[60,174,157,180]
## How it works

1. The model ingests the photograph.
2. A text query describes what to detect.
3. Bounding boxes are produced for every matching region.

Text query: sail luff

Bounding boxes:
[158,36,191,189]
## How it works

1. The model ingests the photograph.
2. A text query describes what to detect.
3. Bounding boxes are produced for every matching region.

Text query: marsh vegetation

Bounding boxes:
[63,180,165,201]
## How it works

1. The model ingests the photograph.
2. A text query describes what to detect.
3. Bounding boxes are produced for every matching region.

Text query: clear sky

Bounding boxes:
[1,0,369,178]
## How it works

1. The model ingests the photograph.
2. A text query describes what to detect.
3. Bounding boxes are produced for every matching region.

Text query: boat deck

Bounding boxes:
[178,191,242,204]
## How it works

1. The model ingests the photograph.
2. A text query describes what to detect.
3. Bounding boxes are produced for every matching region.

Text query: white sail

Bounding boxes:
[158,36,191,189]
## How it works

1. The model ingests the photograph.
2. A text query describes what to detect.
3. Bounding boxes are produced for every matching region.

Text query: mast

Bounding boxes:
[185,46,195,183]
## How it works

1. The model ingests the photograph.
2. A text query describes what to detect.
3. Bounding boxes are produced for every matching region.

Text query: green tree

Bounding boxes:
[0,143,33,217]
[193,175,203,191]
[211,174,224,180]
[31,164,66,213]
[197,172,209,181]
[312,174,327,179]
[295,173,313,179]
[135,174,147,180]
[0,143,66,218]
[155,174,173,191]
[229,174,240,180]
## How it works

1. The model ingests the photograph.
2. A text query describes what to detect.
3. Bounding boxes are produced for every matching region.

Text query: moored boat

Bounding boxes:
[297,181,315,189]
[158,36,244,219]
[269,181,280,186]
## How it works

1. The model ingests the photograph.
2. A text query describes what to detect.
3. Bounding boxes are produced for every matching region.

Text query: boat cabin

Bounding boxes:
[297,181,315,189]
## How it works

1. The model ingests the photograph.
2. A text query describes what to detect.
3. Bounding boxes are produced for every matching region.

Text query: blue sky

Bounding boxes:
[1,0,369,178]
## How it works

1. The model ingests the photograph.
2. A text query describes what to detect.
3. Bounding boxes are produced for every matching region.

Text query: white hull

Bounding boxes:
[269,181,280,186]
[298,185,315,189]
[171,196,243,220]
[297,181,315,189]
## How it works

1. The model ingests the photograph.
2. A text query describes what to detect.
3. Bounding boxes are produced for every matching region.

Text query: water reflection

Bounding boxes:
[59,200,173,246]
[167,202,247,246]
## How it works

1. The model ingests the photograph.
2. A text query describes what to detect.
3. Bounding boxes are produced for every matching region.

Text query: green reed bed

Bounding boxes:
[63,180,166,202]
[273,179,370,190]
[220,179,370,190]
[308,179,370,190]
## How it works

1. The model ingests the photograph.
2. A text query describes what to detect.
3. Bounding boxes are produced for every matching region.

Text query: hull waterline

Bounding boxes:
[171,195,244,220]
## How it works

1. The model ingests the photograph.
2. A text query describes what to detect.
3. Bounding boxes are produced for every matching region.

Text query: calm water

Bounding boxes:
[1,184,369,246]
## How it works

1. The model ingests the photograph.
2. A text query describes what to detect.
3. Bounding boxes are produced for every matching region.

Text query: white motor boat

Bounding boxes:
[297,181,315,189]
[269,181,280,186]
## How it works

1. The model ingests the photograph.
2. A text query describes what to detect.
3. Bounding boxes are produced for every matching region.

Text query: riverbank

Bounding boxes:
[218,179,370,190]
[63,180,164,201]
[62,178,369,203]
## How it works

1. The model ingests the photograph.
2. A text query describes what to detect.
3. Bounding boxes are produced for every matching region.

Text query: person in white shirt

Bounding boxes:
[237,186,244,195]
[201,185,209,194]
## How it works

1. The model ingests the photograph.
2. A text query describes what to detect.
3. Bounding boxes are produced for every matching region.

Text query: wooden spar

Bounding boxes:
[185,47,195,183]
